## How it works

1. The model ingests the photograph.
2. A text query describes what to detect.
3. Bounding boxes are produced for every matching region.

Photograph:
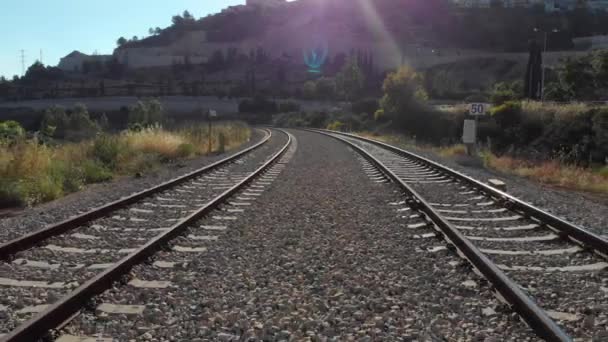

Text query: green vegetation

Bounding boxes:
[0,119,250,208]
[480,151,608,193]
[545,50,608,101]
[127,99,165,130]
[40,104,101,141]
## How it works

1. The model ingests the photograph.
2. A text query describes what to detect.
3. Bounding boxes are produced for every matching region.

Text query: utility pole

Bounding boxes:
[19,50,26,76]
[534,28,559,101]
[40,49,43,64]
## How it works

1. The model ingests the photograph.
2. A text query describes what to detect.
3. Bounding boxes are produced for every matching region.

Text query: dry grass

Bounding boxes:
[521,101,592,120]
[482,152,608,193]
[357,131,467,157]
[0,122,251,207]
[355,131,608,194]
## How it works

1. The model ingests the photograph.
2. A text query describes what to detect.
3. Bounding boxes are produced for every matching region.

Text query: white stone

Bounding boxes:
[0,277,64,288]
[96,303,145,315]
[128,279,171,289]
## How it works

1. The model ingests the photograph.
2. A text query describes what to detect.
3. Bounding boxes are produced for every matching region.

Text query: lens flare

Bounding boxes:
[303,36,329,74]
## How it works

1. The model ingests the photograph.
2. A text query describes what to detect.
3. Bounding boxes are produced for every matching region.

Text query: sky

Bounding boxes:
[0,0,244,78]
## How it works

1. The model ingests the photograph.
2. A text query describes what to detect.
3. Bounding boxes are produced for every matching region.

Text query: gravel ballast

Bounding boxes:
[62,130,537,341]
[334,133,607,340]
[376,137,608,236]
[0,130,290,335]
[0,129,266,243]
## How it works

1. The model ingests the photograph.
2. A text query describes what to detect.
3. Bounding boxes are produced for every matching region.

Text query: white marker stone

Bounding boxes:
[130,208,154,214]
[71,233,99,240]
[16,304,49,314]
[88,263,114,270]
[212,216,237,220]
[56,335,113,342]
[201,225,227,231]
[128,279,171,289]
[173,246,207,253]
[188,234,218,241]
[12,259,61,270]
[0,278,65,288]
[153,261,176,268]
[546,310,581,322]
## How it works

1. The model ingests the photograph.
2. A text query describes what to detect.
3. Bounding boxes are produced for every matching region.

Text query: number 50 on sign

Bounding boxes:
[468,103,489,116]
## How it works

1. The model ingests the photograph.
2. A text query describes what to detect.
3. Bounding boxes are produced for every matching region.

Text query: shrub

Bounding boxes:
[489,81,522,105]
[327,121,345,131]
[238,96,278,114]
[176,143,196,158]
[128,99,165,129]
[81,160,113,183]
[302,81,317,100]
[374,109,386,122]
[352,98,379,118]
[92,135,122,169]
[277,101,301,113]
[40,104,99,141]
[0,179,24,208]
[592,109,608,162]
[0,121,25,141]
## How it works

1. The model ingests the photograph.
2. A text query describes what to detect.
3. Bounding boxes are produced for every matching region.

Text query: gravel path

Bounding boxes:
[373,138,608,236]
[0,129,265,243]
[62,130,537,341]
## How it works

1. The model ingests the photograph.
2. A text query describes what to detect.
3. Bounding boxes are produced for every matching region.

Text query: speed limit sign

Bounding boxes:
[468,103,489,116]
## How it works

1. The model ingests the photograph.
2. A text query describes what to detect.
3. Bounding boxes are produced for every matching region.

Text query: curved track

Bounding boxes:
[316,129,608,341]
[0,129,292,341]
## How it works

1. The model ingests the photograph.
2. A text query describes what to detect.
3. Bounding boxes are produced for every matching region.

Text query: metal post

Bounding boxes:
[541,32,547,101]
[208,116,212,154]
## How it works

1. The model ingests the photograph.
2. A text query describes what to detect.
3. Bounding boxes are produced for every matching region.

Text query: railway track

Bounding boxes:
[0,129,292,341]
[316,129,608,341]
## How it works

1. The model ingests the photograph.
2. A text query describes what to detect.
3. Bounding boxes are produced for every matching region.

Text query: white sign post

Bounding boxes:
[208,109,217,153]
[463,103,490,155]
[462,119,477,144]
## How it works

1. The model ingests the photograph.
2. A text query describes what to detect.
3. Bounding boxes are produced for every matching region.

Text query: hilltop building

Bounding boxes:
[246,0,286,7]
[57,51,112,72]
[452,0,608,11]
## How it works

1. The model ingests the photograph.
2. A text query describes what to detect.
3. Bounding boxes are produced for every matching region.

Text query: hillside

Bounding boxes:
[111,0,608,72]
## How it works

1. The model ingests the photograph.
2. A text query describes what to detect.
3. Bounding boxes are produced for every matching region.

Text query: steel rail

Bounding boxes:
[314,129,571,342]
[321,129,608,257]
[0,130,292,342]
[0,129,272,260]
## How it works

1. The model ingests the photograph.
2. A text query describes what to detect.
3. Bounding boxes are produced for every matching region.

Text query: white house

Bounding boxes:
[57,51,112,72]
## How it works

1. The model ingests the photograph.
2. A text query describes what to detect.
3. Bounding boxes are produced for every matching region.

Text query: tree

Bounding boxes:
[490,81,522,105]
[379,66,427,120]
[155,27,162,35]
[117,37,127,46]
[336,57,365,101]
[559,56,595,100]
[148,28,155,36]
[315,77,337,101]
[132,36,139,42]
[128,99,165,128]
[302,81,317,100]
[0,121,25,141]
[172,14,184,26]
[209,49,225,70]
[592,50,608,89]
